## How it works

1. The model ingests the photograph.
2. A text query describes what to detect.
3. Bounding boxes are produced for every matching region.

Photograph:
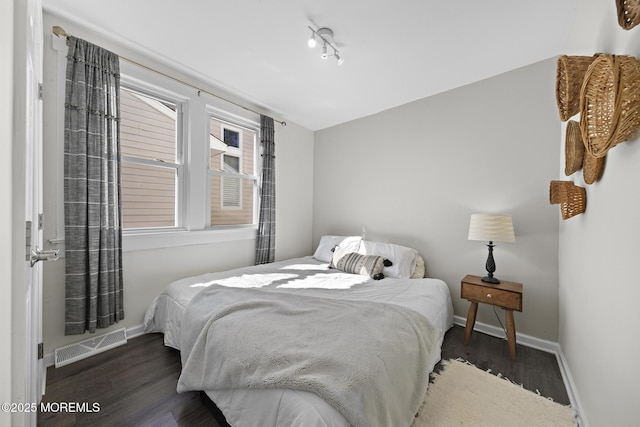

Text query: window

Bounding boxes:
[120,86,183,229]
[209,117,258,226]
[52,42,262,251]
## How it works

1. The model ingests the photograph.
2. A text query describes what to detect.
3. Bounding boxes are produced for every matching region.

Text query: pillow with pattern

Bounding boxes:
[331,246,391,280]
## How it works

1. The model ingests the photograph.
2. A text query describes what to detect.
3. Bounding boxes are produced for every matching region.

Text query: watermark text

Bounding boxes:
[1,402,100,413]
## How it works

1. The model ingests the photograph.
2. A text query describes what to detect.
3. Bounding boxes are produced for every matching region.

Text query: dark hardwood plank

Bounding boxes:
[39,325,570,426]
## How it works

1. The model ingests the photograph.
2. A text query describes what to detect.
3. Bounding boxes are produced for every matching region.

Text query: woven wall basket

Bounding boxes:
[616,0,640,30]
[580,54,640,158]
[549,181,587,220]
[583,151,605,184]
[556,55,594,121]
[565,120,585,176]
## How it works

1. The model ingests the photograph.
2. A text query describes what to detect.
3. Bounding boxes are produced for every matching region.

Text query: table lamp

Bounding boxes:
[468,214,515,284]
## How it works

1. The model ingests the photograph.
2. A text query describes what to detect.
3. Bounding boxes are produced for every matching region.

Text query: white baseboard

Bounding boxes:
[126,324,146,340]
[452,315,558,354]
[556,347,589,427]
[43,323,146,368]
[453,315,587,426]
[43,352,54,370]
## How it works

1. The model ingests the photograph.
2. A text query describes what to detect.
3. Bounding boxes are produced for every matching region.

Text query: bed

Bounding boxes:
[143,236,454,427]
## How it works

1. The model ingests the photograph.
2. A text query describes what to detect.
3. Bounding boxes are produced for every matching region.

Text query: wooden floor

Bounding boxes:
[38,324,569,426]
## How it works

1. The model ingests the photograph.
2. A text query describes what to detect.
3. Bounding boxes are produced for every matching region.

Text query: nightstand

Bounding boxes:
[461,274,523,362]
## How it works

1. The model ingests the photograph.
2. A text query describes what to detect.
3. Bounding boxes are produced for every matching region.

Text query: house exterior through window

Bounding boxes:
[209,117,257,226]
[120,87,182,229]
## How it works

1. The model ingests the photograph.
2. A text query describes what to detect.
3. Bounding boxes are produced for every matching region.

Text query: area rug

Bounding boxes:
[412,359,577,427]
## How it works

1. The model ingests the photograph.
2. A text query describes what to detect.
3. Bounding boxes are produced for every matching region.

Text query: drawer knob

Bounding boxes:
[486,293,492,299]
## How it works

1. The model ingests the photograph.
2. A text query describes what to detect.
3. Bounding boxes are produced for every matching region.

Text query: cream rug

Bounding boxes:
[412,359,577,427]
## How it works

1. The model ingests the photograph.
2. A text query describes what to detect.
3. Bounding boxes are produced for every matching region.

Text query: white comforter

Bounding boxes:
[177,286,438,427]
[143,256,454,427]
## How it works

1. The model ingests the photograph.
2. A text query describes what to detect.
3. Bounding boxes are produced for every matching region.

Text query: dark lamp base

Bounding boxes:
[482,242,501,284]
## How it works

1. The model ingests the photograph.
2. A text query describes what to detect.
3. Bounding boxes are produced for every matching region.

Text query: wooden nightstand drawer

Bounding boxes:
[461,282,522,311]
[460,274,523,312]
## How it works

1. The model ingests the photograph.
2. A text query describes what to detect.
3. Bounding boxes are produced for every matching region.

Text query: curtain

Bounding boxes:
[63,36,124,335]
[255,115,276,264]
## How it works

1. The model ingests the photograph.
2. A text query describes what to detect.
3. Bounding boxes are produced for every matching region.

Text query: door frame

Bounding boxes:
[23,0,45,425]
[7,0,44,425]
[1,2,16,424]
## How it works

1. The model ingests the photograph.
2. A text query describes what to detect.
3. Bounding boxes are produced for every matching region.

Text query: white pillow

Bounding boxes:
[313,235,362,262]
[411,255,426,278]
[359,240,418,278]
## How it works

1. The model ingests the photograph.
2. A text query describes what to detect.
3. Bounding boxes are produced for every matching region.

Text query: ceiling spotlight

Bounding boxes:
[307,29,316,48]
[307,25,344,66]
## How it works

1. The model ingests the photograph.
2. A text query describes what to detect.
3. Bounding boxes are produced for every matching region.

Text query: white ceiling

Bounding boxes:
[43,0,579,130]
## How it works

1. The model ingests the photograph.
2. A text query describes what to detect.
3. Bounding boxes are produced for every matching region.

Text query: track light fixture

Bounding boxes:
[307,25,343,65]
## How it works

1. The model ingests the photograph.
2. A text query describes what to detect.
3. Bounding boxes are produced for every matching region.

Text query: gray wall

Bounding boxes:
[559,1,640,426]
[313,59,561,341]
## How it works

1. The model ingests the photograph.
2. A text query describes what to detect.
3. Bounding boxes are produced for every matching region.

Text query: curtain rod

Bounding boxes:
[52,26,286,127]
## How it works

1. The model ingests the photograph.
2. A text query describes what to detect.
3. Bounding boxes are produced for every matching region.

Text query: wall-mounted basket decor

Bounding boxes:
[556,55,595,121]
[549,180,587,220]
[565,120,585,175]
[580,54,640,158]
[616,0,640,30]
[583,151,605,184]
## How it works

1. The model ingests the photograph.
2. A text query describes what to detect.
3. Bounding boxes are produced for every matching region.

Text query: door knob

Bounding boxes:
[30,246,59,267]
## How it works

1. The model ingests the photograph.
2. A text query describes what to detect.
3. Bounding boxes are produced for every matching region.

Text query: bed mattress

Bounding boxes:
[143,256,453,427]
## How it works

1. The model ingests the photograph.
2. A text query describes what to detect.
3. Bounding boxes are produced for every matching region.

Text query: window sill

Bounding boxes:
[124,227,257,252]
[49,227,257,254]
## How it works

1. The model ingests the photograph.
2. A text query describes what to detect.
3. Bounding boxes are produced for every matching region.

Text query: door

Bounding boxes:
[24,0,45,424]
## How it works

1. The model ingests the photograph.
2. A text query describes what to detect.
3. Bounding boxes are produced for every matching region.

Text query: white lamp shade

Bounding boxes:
[468,214,515,243]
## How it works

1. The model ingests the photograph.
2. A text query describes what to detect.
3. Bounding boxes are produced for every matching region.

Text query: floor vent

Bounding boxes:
[54,328,127,368]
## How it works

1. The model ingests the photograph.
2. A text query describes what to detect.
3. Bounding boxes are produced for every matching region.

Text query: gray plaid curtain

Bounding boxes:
[255,115,276,264]
[63,36,124,335]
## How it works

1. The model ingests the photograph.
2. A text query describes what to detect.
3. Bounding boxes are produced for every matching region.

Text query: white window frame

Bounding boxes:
[123,67,261,249]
